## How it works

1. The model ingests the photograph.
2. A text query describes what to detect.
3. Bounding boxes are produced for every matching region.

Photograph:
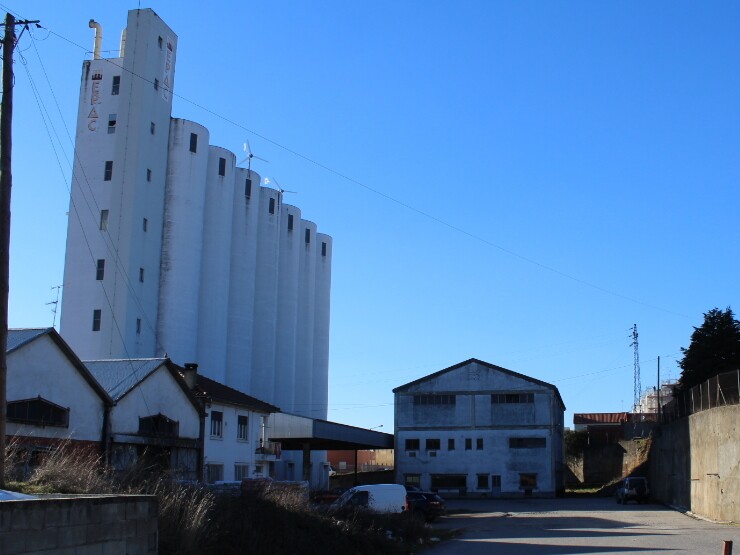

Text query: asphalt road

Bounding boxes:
[427,497,739,554]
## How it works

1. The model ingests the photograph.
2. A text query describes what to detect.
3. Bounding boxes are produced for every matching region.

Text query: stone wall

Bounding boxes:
[0,495,158,555]
[650,405,739,522]
[565,438,651,487]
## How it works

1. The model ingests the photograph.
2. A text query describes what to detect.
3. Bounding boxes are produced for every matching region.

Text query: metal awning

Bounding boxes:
[268,413,393,451]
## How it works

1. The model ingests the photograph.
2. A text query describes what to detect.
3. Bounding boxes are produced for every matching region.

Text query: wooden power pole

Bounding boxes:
[0,12,39,489]
[0,11,16,491]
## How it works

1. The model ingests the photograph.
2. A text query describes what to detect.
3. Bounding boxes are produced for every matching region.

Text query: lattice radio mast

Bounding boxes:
[630,324,641,411]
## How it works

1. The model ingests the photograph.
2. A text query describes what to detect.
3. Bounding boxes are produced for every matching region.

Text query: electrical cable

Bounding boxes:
[11,12,690,320]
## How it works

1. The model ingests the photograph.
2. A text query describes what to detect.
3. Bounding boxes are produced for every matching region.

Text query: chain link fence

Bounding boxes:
[663,369,740,423]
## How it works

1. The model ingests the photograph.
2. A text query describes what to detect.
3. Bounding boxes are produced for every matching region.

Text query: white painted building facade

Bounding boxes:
[394,359,565,497]
[6,329,112,449]
[85,358,204,480]
[60,8,332,420]
[190,371,283,483]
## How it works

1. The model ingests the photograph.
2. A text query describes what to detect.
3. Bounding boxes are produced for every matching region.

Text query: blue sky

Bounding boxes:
[4,1,739,430]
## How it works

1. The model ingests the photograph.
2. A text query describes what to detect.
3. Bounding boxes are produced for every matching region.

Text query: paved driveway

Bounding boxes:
[428,497,739,554]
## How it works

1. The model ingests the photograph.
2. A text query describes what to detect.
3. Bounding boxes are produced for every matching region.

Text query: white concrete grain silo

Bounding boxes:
[60,9,332,420]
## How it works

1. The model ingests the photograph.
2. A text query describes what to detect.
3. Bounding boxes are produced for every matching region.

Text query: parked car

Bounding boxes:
[615,477,650,504]
[330,484,408,514]
[311,487,345,505]
[406,490,446,522]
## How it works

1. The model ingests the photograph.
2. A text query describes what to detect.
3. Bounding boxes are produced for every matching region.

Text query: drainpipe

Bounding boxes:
[197,405,206,483]
[101,403,111,465]
[89,20,102,60]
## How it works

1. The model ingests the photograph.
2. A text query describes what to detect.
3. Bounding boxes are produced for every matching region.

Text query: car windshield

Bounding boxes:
[333,489,355,506]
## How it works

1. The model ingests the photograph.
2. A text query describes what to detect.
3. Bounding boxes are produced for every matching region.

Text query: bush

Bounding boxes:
[4,442,437,554]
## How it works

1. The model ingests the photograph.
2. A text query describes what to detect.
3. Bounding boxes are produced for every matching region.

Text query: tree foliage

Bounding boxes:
[564,429,589,462]
[678,307,740,390]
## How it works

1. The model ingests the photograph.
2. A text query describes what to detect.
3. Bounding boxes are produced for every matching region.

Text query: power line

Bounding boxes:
[16,15,689,320]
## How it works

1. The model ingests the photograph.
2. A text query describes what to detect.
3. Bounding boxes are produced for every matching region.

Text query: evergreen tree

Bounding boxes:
[678,307,740,389]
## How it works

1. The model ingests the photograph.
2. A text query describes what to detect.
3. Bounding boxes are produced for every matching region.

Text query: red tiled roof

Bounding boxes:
[573,412,629,425]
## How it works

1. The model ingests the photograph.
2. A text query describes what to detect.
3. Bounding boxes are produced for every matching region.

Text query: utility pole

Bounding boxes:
[657,356,661,423]
[630,324,641,412]
[0,12,39,489]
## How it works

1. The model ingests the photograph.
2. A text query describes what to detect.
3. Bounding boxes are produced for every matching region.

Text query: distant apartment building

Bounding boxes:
[60,8,332,423]
[394,359,565,497]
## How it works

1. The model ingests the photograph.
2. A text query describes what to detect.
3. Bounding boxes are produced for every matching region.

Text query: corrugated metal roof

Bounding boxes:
[573,412,630,425]
[6,328,52,353]
[85,359,166,401]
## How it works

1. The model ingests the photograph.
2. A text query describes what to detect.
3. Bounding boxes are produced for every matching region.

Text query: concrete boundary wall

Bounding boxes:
[651,405,739,522]
[0,494,158,555]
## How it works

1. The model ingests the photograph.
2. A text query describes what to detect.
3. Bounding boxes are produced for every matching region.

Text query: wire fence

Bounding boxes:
[662,369,740,423]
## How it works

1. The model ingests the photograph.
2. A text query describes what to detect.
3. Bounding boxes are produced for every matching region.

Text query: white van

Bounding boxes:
[330,484,408,514]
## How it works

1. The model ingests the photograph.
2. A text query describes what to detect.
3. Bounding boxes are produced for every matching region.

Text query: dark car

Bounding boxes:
[615,477,650,504]
[406,491,446,522]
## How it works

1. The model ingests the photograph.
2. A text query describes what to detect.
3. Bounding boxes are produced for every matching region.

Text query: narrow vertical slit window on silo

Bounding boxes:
[92,310,102,332]
[104,161,113,181]
[150,122,156,135]
[100,210,109,231]
[154,78,160,91]
[96,259,105,281]
[158,36,163,49]
[305,229,311,244]
[107,114,116,134]
[218,157,226,176]
[189,133,198,153]
[269,198,275,214]
[111,76,120,95]
[245,178,252,198]
[136,318,142,335]
[143,218,148,232]
[322,242,327,256]
[288,214,293,231]
[139,268,145,283]
[146,169,152,182]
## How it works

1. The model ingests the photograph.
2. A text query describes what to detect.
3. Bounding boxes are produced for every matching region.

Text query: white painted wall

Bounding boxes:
[61,9,178,360]
[109,366,200,439]
[195,147,235,383]
[7,335,105,441]
[395,361,564,496]
[224,168,261,393]
[157,118,210,364]
[312,233,332,420]
[203,402,270,481]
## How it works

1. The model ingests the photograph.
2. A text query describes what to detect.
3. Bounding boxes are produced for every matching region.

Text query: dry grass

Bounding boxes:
[4,441,439,554]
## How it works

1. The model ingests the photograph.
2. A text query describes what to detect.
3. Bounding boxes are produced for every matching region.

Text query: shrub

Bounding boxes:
[4,442,437,554]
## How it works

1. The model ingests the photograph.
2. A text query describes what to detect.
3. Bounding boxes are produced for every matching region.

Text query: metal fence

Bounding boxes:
[663,369,740,422]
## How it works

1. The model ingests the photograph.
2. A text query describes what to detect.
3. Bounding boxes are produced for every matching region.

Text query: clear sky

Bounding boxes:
[4,1,739,431]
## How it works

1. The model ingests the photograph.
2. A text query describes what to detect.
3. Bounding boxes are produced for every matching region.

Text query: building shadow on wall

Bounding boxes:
[649,418,691,510]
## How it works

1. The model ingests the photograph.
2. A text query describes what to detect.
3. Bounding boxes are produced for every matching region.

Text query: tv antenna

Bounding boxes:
[238,140,268,172]
[46,285,62,328]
